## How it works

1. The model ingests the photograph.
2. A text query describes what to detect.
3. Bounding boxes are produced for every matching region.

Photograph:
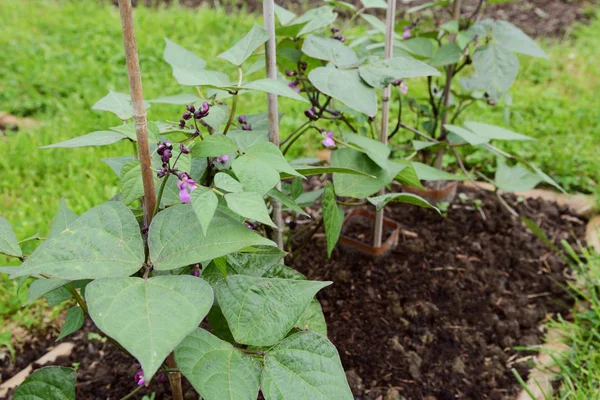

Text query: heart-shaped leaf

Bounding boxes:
[359,56,440,88]
[218,24,269,66]
[216,275,331,346]
[91,91,150,120]
[192,134,238,158]
[40,131,127,149]
[48,199,78,239]
[149,205,275,271]
[13,366,76,400]
[242,79,309,102]
[86,275,214,381]
[0,217,21,258]
[56,306,85,341]
[190,187,218,235]
[163,38,207,71]
[175,328,262,400]
[10,202,144,280]
[225,192,276,228]
[261,331,353,400]
[302,35,359,68]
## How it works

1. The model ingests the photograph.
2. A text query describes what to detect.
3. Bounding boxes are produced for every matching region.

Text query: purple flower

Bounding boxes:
[322,131,335,148]
[299,61,307,71]
[179,143,190,154]
[186,104,196,113]
[179,119,186,128]
[400,82,408,95]
[333,34,346,42]
[217,155,229,163]
[192,269,200,277]
[304,108,317,121]
[194,102,210,119]
[242,124,252,131]
[247,224,254,230]
[177,173,197,203]
[288,81,301,94]
[161,149,172,163]
[182,112,192,120]
[237,115,247,125]
[403,27,411,39]
[134,370,145,386]
[285,70,297,77]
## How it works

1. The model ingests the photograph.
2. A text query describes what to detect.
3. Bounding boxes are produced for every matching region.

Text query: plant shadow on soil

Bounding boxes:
[0,185,587,399]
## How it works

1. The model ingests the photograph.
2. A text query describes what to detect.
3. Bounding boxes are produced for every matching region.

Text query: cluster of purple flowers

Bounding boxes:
[238,115,252,131]
[179,102,210,129]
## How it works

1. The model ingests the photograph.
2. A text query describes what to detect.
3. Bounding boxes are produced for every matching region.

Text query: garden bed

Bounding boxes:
[292,185,587,400]
[0,185,587,399]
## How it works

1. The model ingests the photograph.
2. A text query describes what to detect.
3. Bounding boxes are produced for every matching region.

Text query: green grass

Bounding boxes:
[0,0,599,332]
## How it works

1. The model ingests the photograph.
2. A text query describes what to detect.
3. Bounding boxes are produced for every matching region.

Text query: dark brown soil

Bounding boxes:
[122,0,593,38]
[342,213,396,247]
[291,186,587,400]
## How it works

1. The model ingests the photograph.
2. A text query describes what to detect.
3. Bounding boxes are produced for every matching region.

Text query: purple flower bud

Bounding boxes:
[247,224,254,230]
[368,116,376,122]
[299,61,307,71]
[192,269,200,277]
[217,155,229,163]
[288,81,301,94]
[285,70,297,77]
[487,100,497,106]
[179,143,190,154]
[157,143,166,155]
[392,79,403,87]
[326,131,334,138]
[134,370,145,386]
[304,108,318,121]
[472,34,479,42]
[242,124,252,131]
[179,119,186,128]
[157,169,167,178]
[237,115,247,124]
[161,149,172,163]
[400,82,408,95]
[331,27,340,33]
[194,102,210,119]
[157,374,166,383]
[187,104,196,113]
[164,141,173,150]
[403,28,411,39]
[183,112,192,120]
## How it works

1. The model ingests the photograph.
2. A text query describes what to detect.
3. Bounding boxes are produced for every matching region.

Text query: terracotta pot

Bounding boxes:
[338,208,400,257]
[402,180,458,204]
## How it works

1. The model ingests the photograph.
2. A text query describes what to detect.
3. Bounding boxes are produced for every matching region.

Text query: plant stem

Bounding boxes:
[280,120,311,145]
[282,124,311,155]
[264,0,284,251]
[153,174,170,217]
[222,66,243,136]
[373,0,396,249]
[119,385,143,400]
[118,0,156,228]
[165,353,183,400]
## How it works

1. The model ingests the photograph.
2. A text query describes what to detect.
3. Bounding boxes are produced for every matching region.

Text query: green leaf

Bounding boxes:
[149,205,275,271]
[225,192,276,228]
[207,306,236,343]
[322,182,343,257]
[242,79,309,102]
[261,331,353,400]
[341,131,390,168]
[190,186,218,235]
[40,131,127,149]
[395,161,424,188]
[192,134,238,157]
[175,328,262,400]
[406,0,450,13]
[25,278,70,306]
[295,299,328,336]
[444,124,489,145]
[293,6,338,37]
[216,275,331,346]
[120,161,143,205]
[283,166,375,179]
[360,0,387,8]
[48,199,78,239]
[327,0,356,10]
[10,202,144,280]
[267,189,309,217]
[149,93,201,105]
[13,366,76,400]
[91,91,150,121]
[359,56,440,88]
[264,264,307,280]
[227,246,286,277]
[56,306,84,341]
[163,38,207,71]
[214,173,244,193]
[430,43,462,67]
[464,121,534,141]
[412,140,437,151]
[309,67,377,116]
[274,4,297,25]
[172,68,233,88]
[302,35,359,68]
[228,130,270,152]
[492,20,548,59]
[412,161,466,181]
[494,159,541,192]
[218,23,269,66]
[109,121,160,143]
[460,44,519,100]
[331,148,404,198]
[203,104,230,132]
[396,37,437,58]
[101,156,134,176]
[359,14,388,35]
[45,286,73,307]
[86,275,213,382]
[245,142,301,177]
[296,189,325,208]
[367,192,439,212]
[0,217,21,257]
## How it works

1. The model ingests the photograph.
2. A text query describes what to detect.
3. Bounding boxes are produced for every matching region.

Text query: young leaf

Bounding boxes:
[295,299,328,336]
[494,159,542,192]
[274,4,297,25]
[359,56,440,88]
[225,191,277,228]
[294,6,338,37]
[101,156,135,176]
[281,166,375,179]
[48,199,78,239]
[40,131,127,149]
[396,37,437,58]
[367,193,439,212]
[444,124,489,145]
[245,142,301,177]
[216,275,331,346]
[412,161,467,181]
[0,217,22,258]
[492,20,548,59]
[192,134,238,158]
[218,23,269,66]
[109,121,160,143]
[242,79,309,102]
[10,202,144,280]
[309,67,377,116]
[460,44,519,100]
[203,103,230,131]
[207,306,236,343]
[86,275,214,382]
[149,93,201,105]
[302,35,359,68]
[149,205,275,271]
[175,328,262,400]
[232,157,279,194]
[322,182,344,257]
[331,149,404,198]
[163,38,207,71]
[267,188,309,217]
[91,90,150,120]
[342,131,391,168]
[13,366,76,400]
[120,161,144,205]
[173,69,233,88]
[56,306,85,341]
[228,130,270,152]
[395,162,424,189]
[296,188,325,208]
[430,43,463,67]
[227,246,286,277]
[463,121,534,141]
[25,278,70,306]
[261,331,353,400]
[214,173,244,193]
[360,0,387,8]
[190,186,218,235]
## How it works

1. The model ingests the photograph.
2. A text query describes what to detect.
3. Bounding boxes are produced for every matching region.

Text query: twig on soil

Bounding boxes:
[496,191,520,217]
[119,384,143,400]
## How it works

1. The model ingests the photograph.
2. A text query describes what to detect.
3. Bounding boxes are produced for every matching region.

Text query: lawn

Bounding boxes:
[0,0,598,331]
